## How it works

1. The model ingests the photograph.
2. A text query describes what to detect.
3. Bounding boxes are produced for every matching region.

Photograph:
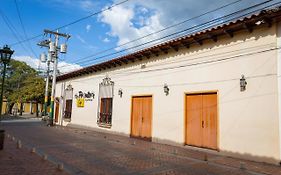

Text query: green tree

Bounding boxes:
[0,59,45,115]
[20,76,45,116]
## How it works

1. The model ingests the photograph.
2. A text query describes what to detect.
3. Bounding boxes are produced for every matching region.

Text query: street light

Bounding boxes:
[0,45,14,117]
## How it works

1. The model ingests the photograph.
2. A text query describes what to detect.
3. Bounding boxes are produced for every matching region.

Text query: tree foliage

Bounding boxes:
[0,59,46,104]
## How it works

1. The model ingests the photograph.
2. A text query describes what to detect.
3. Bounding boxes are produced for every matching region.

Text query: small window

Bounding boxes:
[64,85,73,120]
[99,98,112,125]
[97,76,114,127]
[64,99,72,119]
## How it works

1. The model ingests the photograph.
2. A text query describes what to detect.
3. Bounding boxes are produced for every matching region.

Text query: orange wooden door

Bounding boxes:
[131,96,152,139]
[202,93,217,149]
[141,96,152,139]
[185,94,203,147]
[131,97,142,137]
[185,93,217,150]
[55,101,59,123]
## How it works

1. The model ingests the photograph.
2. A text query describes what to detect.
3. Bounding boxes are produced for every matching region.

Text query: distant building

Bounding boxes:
[1,99,8,115]
[55,7,281,164]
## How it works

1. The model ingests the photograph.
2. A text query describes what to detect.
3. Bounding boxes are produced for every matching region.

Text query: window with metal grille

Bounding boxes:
[99,98,112,125]
[64,85,73,120]
[97,76,114,127]
[64,99,72,119]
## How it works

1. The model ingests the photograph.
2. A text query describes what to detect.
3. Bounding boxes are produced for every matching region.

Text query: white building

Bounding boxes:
[55,7,281,164]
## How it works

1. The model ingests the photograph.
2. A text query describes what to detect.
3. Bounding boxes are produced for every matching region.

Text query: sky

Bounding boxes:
[0,0,280,74]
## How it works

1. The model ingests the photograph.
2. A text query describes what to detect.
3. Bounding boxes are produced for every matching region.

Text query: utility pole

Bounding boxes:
[49,31,59,126]
[43,60,50,116]
[38,29,70,126]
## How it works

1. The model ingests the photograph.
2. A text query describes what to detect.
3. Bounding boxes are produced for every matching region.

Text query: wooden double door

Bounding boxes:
[55,101,60,123]
[131,96,152,140]
[185,93,218,150]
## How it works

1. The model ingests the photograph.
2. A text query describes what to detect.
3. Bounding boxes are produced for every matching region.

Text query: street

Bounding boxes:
[0,119,281,175]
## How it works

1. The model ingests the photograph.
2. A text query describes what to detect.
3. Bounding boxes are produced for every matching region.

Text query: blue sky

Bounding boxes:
[0,0,279,73]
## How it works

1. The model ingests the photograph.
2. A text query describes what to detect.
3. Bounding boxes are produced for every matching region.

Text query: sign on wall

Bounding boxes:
[76,98,85,107]
[75,91,95,107]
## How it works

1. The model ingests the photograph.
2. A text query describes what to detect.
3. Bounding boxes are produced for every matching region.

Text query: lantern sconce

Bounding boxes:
[164,83,169,96]
[240,75,247,92]
[118,89,123,98]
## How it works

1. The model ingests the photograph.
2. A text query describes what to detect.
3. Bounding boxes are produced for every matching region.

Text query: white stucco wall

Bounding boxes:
[56,24,280,163]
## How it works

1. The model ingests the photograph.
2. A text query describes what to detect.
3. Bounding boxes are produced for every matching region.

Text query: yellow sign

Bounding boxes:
[76,98,85,107]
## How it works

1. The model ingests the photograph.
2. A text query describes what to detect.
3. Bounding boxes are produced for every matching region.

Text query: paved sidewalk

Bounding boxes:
[0,113,40,121]
[0,134,68,175]
[2,120,281,175]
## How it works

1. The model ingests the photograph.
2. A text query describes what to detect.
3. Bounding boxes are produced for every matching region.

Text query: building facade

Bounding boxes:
[55,8,281,164]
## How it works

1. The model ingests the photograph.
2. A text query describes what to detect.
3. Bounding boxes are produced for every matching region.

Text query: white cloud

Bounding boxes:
[57,61,83,74]
[13,55,82,74]
[103,37,110,43]
[14,55,39,70]
[79,0,95,11]
[99,4,163,51]
[86,24,91,32]
[76,35,97,50]
[76,35,86,44]
[99,0,261,52]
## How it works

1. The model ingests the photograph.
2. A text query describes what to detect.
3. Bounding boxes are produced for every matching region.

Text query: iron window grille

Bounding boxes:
[97,76,114,128]
[64,84,73,120]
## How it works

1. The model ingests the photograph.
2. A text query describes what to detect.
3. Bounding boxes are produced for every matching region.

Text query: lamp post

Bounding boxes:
[0,45,14,117]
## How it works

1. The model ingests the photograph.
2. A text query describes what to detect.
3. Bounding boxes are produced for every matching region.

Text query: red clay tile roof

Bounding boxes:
[57,6,281,81]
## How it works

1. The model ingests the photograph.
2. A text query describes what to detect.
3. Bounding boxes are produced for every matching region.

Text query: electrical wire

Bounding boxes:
[59,0,244,65]
[57,0,276,69]
[0,9,36,58]
[66,43,277,84]
[9,0,131,46]
[14,0,39,65]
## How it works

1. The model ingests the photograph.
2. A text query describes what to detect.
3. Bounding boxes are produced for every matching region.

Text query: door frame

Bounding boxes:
[130,94,153,141]
[184,90,220,151]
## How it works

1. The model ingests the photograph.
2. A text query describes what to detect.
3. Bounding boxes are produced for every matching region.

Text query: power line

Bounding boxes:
[14,0,38,59]
[59,0,244,65]
[67,43,277,84]
[9,0,130,46]
[0,9,36,58]
[58,0,276,69]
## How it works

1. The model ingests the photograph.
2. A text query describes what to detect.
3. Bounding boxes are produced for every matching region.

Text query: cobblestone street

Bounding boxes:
[0,123,68,175]
[1,119,281,175]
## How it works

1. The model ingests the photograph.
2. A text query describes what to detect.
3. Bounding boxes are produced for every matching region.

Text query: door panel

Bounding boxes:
[202,93,217,149]
[131,96,152,139]
[185,94,203,147]
[141,96,152,138]
[185,93,218,150]
[131,97,142,137]
[55,101,59,123]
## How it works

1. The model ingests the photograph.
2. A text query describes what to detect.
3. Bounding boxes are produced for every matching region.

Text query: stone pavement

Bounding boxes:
[0,133,68,175]
[1,119,281,175]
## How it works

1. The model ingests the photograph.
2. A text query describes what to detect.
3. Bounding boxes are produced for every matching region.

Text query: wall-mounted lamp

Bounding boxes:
[240,75,247,92]
[164,83,169,96]
[118,89,123,98]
